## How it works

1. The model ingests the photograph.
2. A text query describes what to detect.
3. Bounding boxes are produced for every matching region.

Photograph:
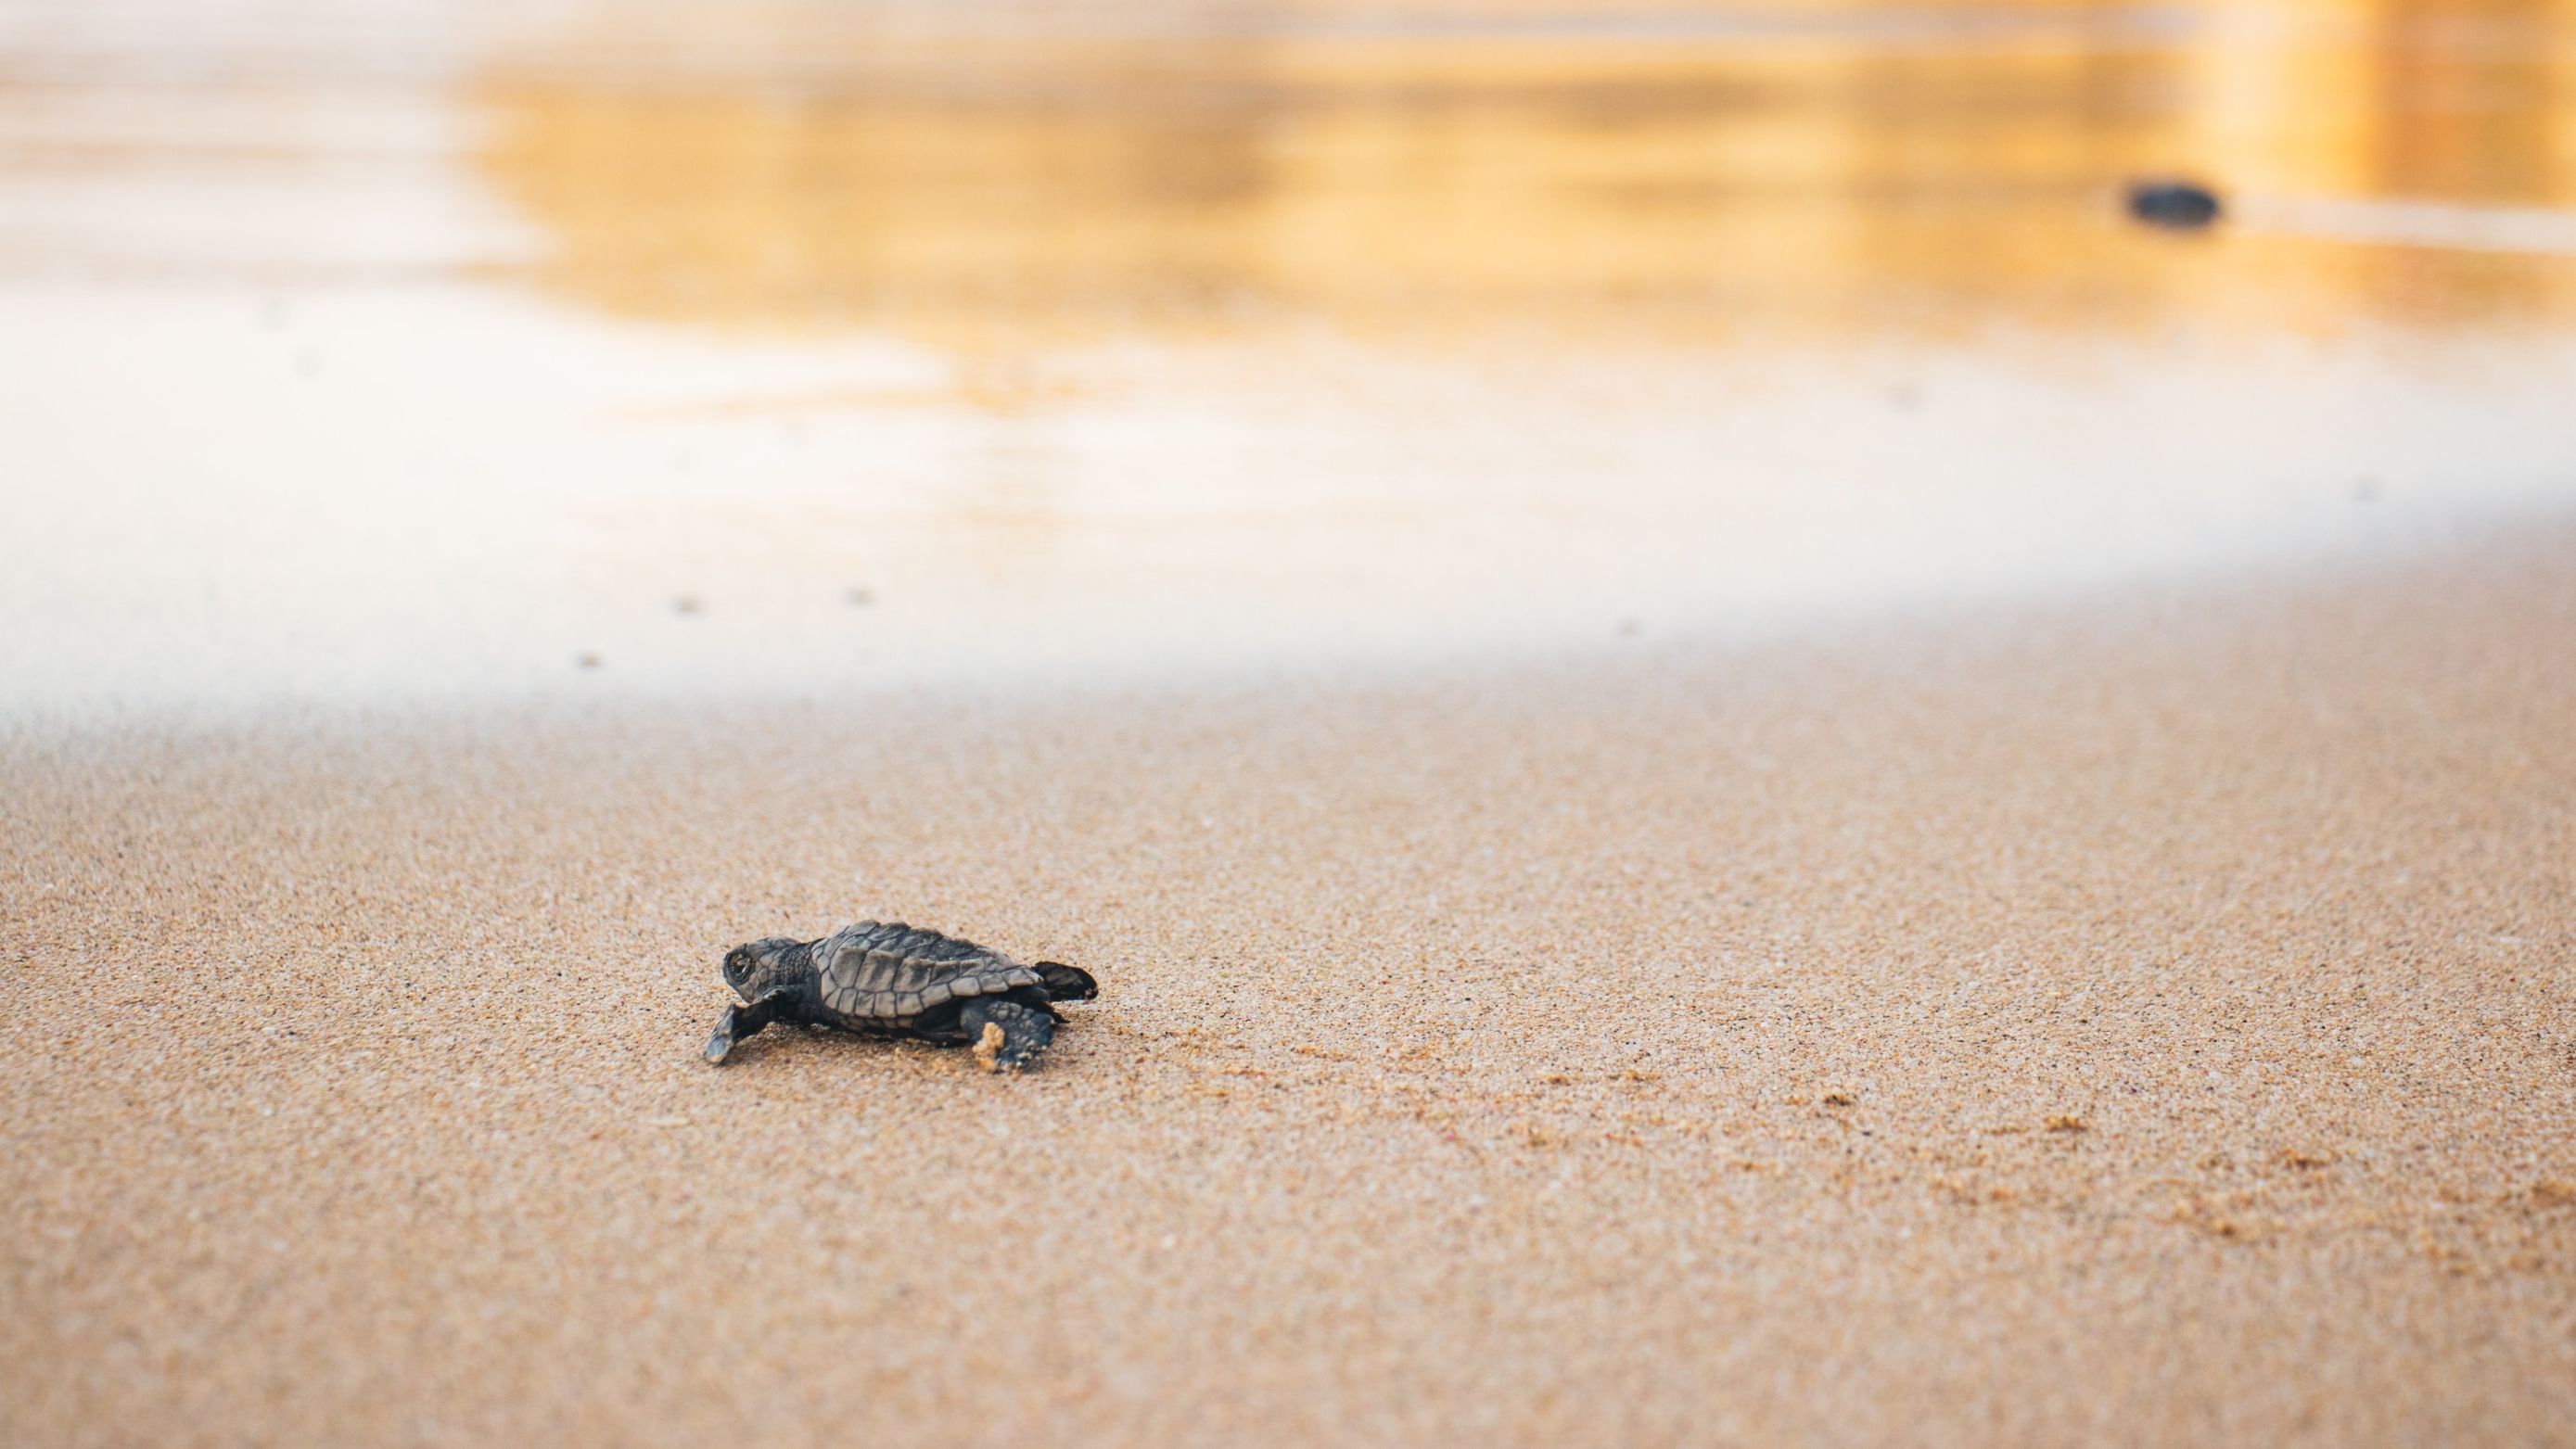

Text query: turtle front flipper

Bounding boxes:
[703,1006,746,1063]
[704,993,790,1065]
[961,997,1056,1073]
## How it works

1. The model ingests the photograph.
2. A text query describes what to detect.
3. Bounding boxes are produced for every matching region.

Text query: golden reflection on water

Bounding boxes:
[478,1,2576,344]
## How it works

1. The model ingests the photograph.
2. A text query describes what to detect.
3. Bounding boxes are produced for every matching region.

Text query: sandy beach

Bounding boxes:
[6,521,2572,1447]
[9,1,2576,1443]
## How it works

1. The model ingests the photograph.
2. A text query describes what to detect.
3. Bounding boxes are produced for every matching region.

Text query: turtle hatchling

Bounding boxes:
[704,921,1098,1073]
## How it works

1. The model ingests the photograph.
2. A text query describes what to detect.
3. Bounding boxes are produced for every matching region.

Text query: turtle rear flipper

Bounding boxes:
[962,997,1056,1072]
[1033,961,1097,1000]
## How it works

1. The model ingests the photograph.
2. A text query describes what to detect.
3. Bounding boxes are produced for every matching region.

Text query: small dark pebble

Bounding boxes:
[844,587,874,606]
[672,596,704,616]
[2126,179,2224,230]
[577,652,603,669]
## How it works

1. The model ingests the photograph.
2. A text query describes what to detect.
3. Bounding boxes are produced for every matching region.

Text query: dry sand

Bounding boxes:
[6,523,2574,1448]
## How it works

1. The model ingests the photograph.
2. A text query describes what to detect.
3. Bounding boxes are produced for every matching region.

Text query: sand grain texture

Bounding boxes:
[6,528,2575,1447]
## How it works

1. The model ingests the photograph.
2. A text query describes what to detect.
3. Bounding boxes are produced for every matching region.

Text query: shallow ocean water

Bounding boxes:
[4,0,2574,713]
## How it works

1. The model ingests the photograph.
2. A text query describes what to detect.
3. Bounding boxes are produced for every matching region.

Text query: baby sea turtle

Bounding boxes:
[704,921,1097,1073]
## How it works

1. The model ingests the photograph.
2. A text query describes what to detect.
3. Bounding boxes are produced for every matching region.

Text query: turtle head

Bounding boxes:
[721,937,803,1004]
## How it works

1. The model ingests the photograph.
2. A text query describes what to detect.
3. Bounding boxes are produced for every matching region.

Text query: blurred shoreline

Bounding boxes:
[6,497,2573,736]
[11,0,2576,724]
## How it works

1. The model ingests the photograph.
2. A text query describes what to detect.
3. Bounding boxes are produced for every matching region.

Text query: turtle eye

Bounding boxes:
[722,950,751,984]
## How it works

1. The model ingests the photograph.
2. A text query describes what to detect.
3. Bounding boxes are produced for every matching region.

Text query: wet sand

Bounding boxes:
[6,520,2572,1448]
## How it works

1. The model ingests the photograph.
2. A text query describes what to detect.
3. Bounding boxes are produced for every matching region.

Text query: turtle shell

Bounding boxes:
[812,921,1043,1022]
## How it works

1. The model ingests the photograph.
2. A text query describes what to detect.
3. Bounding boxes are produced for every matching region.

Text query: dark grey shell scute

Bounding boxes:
[815,920,1042,1022]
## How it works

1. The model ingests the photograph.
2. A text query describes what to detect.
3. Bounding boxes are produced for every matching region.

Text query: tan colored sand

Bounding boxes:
[6,528,2574,1448]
